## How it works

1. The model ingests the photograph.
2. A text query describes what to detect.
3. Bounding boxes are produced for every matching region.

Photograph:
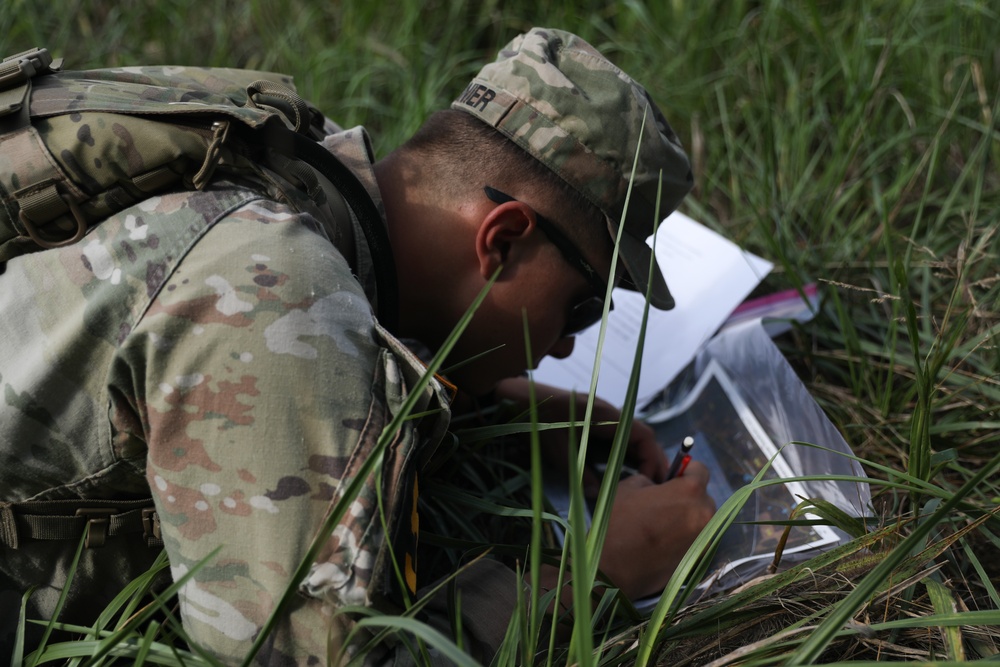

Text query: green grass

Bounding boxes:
[2,0,998,664]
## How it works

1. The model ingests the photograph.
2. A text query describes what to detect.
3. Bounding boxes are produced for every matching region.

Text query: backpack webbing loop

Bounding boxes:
[17,182,88,249]
[245,79,312,134]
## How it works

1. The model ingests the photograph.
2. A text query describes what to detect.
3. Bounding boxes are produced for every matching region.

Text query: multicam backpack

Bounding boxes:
[0,47,396,323]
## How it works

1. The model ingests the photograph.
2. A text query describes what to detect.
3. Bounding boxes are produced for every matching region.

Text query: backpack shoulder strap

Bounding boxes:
[285,130,398,331]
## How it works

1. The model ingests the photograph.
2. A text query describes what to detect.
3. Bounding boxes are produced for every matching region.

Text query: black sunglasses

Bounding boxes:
[484,186,613,337]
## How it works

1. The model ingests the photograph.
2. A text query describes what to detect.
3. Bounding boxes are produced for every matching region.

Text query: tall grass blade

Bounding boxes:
[350,616,480,667]
[786,450,1000,664]
[26,529,87,666]
[923,577,965,660]
[635,461,770,664]
[12,587,35,667]
[27,549,225,666]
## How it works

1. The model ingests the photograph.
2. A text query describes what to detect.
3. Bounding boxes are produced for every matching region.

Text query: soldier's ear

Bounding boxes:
[474,201,536,279]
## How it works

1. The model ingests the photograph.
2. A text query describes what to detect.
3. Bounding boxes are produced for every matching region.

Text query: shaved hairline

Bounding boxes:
[397,109,613,260]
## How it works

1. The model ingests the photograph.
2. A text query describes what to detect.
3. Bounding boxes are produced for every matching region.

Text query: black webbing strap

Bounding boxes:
[0,498,161,549]
[288,131,400,332]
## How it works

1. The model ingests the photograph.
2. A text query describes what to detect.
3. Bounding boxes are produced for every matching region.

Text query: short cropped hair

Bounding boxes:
[400,109,611,258]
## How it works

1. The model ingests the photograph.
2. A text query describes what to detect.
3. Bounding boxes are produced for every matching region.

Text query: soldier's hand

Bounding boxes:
[598,462,715,600]
[492,377,670,489]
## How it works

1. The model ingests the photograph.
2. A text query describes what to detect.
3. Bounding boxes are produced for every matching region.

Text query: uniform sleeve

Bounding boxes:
[120,199,408,663]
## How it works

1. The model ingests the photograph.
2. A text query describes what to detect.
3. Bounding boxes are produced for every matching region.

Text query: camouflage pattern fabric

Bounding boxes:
[0,125,462,663]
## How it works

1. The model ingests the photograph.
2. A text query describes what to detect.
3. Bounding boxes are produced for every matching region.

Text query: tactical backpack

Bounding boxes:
[0,48,402,645]
[0,47,396,324]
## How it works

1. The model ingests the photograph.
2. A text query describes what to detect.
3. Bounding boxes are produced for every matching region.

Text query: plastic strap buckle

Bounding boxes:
[0,48,56,90]
[141,508,162,545]
[75,508,116,548]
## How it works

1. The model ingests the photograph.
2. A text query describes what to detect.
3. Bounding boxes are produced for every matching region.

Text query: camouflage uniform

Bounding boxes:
[0,122,468,662]
[1,27,693,665]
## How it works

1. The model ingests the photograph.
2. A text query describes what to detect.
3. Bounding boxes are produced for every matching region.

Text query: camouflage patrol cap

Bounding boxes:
[452,27,693,310]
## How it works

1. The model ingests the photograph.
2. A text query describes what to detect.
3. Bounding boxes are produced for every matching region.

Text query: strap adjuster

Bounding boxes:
[141,507,161,545]
[0,48,57,90]
[75,508,116,548]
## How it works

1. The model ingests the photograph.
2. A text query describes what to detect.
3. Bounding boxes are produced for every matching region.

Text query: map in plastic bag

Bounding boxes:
[644,358,840,593]
[545,320,871,607]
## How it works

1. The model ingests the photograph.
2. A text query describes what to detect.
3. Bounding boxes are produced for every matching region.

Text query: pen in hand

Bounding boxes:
[666,436,695,480]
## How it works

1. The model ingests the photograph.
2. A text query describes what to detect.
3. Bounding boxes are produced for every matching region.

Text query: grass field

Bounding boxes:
[3,0,999,664]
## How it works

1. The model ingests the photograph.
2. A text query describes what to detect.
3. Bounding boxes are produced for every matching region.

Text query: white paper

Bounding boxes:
[531,211,772,408]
